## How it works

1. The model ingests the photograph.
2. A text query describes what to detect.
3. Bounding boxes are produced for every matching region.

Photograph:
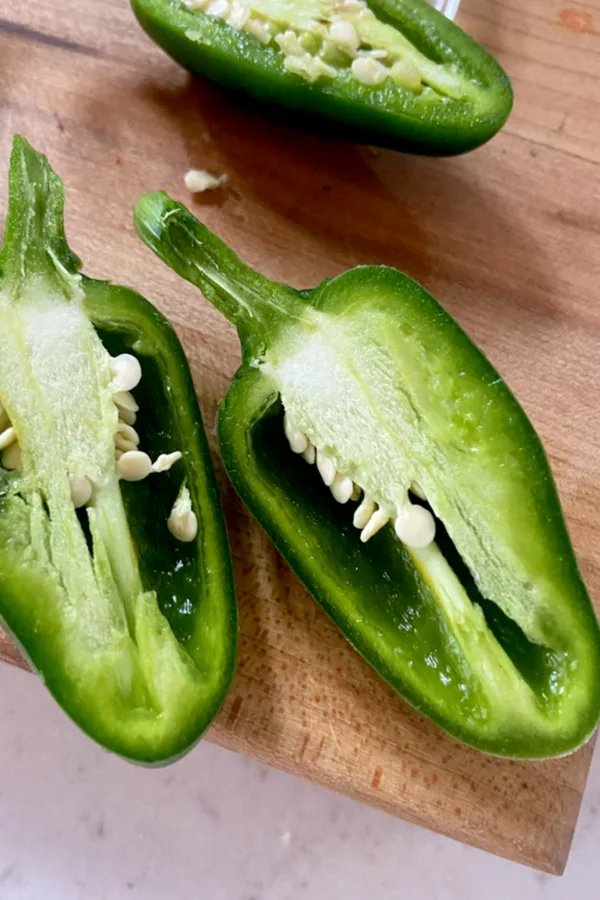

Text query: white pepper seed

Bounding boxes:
[389,58,422,92]
[302,443,316,465]
[316,450,336,486]
[110,354,142,393]
[69,473,93,508]
[353,496,376,530]
[357,48,388,60]
[152,451,183,473]
[395,504,436,549]
[0,426,17,451]
[227,0,249,29]
[284,414,309,454]
[331,473,354,504]
[116,422,140,446]
[205,0,230,17]
[284,54,336,82]
[113,390,139,414]
[410,481,426,500]
[351,56,388,86]
[117,450,153,482]
[184,169,228,193]
[168,485,198,542]
[360,508,389,542]
[244,17,272,44]
[2,442,21,470]
[329,20,359,54]
[118,408,137,427]
[115,435,138,453]
[275,30,305,56]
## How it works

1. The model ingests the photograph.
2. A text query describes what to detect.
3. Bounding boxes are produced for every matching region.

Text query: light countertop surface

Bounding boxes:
[1,663,599,899]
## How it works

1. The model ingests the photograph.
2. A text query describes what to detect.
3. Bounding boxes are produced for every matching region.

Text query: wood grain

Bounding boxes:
[1,0,599,875]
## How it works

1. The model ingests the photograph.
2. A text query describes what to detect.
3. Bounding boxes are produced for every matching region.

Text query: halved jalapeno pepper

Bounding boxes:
[135,190,600,758]
[131,0,513,154]
[0,138,237,764]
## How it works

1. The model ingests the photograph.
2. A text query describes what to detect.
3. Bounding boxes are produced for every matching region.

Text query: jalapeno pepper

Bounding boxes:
[130,0,513,155]
[134,190,600,759]
[0,137,237,765]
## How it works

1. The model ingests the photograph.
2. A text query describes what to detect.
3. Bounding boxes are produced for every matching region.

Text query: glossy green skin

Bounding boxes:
[134,190,600,758]
[0,138,237,765]
[131,0,513,155]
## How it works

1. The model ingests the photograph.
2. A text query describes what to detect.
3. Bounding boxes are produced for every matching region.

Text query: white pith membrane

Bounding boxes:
[0,261,208,658]
[0,334,194,542]
[182,0,472,97]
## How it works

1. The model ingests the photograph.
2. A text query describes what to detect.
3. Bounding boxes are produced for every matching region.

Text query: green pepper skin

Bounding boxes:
[0,138,237,765]
[134,190,600,759]
[130,0,513,155]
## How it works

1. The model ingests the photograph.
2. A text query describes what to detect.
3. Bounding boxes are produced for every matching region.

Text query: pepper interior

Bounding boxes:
[251,400,564,716]
[184,0,478,96]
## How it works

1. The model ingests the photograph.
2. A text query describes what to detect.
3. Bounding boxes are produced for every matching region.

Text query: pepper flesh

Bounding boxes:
[134,190,600,758]
[131,0,513,155]
[0,137,237,765]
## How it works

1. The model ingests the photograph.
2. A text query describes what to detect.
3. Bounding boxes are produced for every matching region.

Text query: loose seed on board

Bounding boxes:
[184,169,228,193]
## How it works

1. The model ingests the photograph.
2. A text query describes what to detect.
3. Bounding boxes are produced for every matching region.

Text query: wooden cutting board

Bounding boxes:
[1,0,599,875]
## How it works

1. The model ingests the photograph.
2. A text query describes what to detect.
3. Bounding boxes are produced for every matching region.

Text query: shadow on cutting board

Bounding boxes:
[137,75,556,322]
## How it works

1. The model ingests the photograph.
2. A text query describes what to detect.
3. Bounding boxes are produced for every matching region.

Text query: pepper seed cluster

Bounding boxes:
[0,354,197,544]
[184,0,423,89]
[284,412,436,550]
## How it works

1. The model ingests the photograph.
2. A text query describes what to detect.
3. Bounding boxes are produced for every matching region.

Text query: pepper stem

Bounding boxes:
[134,192,302,356]
[1,135,82,299]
